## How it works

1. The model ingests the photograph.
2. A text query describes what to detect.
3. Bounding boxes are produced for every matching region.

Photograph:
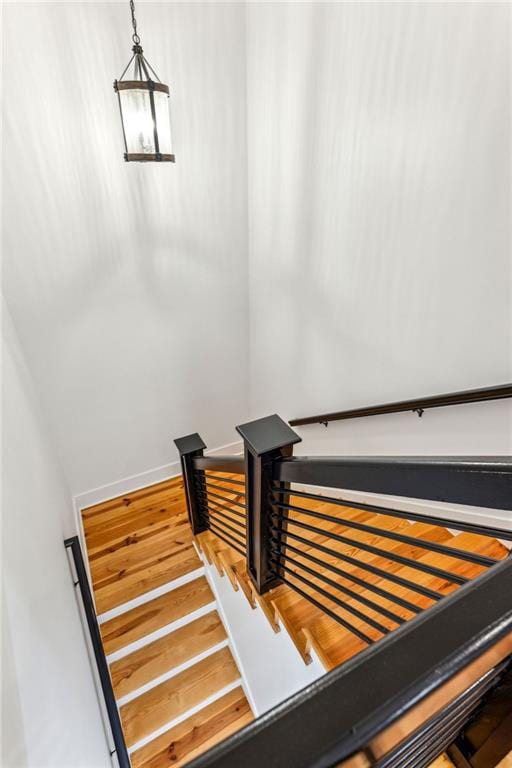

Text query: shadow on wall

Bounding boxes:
[246,1,511,418]
[2,1,250,496]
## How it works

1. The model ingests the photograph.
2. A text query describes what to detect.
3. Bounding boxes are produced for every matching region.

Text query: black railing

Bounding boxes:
[268,484,509,646]
[276,455,512,510]
[64,537,130,768]
[289,382,512,427]
[174,436,247,555]
[175,416,512,598]
[185,554,512,768]
[175,415,511,766]
[194,455,245,474]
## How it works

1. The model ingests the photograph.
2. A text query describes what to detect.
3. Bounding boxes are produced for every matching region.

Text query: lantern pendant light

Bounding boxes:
[114,0,175,162]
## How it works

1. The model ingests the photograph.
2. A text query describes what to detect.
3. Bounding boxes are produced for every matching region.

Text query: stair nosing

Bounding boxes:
[126,678,243,755]
[115,638,230,706]
[97,566,206,624]
[106,601,217,663]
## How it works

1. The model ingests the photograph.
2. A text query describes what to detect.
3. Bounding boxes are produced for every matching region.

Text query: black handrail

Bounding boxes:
[175,414,512,768]
[185,556,512,768]
[289,383,512,427]
[275,455,512,511]
[64,537,130,768]
[176,416,512,595]
[193,455,245,474]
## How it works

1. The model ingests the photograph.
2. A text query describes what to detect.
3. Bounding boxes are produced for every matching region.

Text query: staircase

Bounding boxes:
[80,462,511,768]
[80,469,510,768]
[193,471,509,672]
[446,665,512,768]
[81,476,253,768]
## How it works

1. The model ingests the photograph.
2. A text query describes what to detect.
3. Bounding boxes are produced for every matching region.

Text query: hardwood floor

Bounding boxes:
[100,576,215,655]
[81,471,508,767]
[83,477,202,614]
[110,611,227,699]
[119,647,240,747]
[81,476,253,768]
[428,756,456,768]
[130,687,253,768]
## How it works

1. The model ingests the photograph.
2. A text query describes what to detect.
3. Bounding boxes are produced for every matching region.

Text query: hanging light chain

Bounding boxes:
[129,0,141,47]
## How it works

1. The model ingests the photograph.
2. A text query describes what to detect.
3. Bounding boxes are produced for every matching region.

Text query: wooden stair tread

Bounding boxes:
[286,507,430,557]
[83,476,250,765]
[232,564,256,608]
[82,477,203,615]
[283,506,382,554]
[120,646,240,747]
[83,479,185,528]
[313,531,508,668]
[85,505,188,559]
[100,577,214,655]
[253,498,508,672]
[272,520,454,625]
[130,687,253,768]
[83,475,183,512]
[204,492,508,673]
[428,755,456,768]
[497,751,512,768]
[199,530,247,570]
[216,550,241,591]
[207,508,246,537]
[94,544,202,614]
[206,484,245,502]
[83,487,186,534]
[90,524,194,588]
[279,513,439,602]
[83,468,507,766]
[111,611,227,698]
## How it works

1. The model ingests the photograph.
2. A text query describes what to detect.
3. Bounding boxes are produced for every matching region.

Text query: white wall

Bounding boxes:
[1,6,510,764]
[2,2,249,497]
[3,2,510,503]
[2,7,509,765]
[1,308,111,768]
[292,398,512,458]
[246,2,511,435]
[201,552,323,717]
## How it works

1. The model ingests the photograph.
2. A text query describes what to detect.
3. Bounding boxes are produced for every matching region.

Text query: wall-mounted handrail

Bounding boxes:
[289,383,512,427]
[64,537,130,768]
[184,556,512,768]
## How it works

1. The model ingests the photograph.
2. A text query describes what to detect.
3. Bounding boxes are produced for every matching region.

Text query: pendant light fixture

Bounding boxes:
[114,0,175,162]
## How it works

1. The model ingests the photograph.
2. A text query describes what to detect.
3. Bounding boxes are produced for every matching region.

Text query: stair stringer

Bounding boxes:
[194,533,322,663]
[193,537,325,717]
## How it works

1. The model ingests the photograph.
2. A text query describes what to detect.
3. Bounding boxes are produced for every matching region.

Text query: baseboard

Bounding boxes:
[73,440,243,514]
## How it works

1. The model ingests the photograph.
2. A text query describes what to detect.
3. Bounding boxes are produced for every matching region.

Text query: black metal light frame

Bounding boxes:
[114,1,175,163]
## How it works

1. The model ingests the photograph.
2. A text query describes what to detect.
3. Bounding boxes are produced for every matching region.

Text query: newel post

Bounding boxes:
[236,415,301,594]
[174,433,208,535]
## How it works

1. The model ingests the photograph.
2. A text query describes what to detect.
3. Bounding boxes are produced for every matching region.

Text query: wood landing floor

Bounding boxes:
[82,476,253,768]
